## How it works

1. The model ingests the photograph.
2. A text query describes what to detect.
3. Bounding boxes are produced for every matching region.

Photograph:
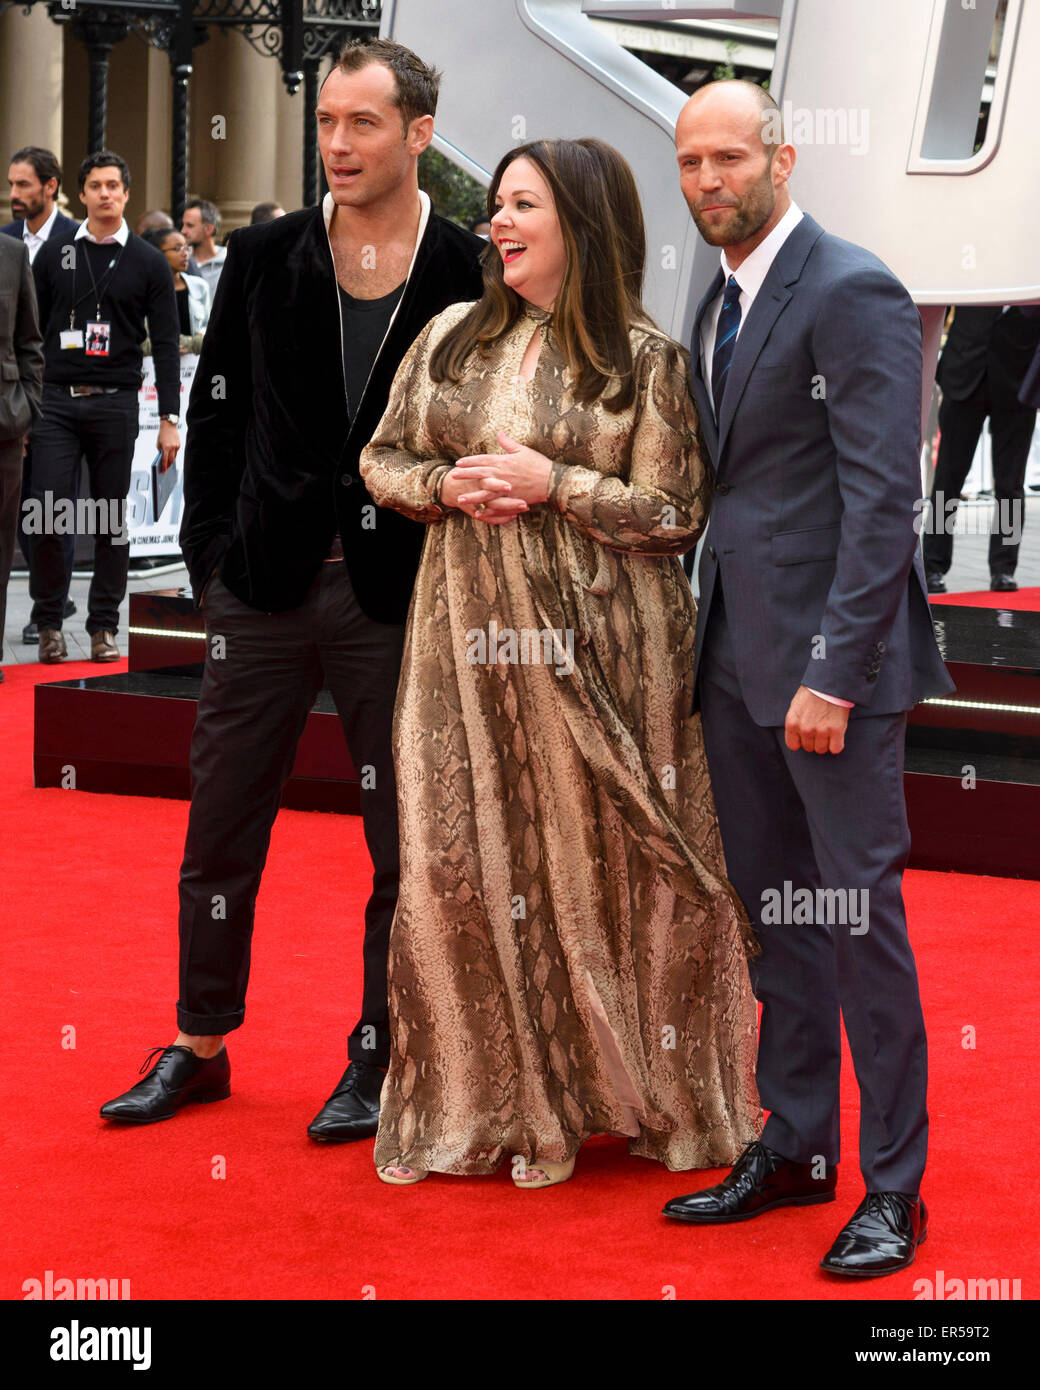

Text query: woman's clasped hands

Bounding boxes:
[441,429,553,524]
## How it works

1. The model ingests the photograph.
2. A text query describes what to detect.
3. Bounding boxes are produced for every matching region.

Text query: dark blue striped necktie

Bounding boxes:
[712,274,742,420]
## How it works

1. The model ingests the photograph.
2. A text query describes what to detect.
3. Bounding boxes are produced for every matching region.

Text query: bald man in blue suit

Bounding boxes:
[662,82,953,1279]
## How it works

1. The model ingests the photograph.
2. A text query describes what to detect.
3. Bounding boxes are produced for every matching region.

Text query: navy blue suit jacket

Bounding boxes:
[1018,305,1040,409]
[1,211,80,248]
[690,212,953,726]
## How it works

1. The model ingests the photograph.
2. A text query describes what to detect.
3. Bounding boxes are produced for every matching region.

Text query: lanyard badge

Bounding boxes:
[85,319,112,356]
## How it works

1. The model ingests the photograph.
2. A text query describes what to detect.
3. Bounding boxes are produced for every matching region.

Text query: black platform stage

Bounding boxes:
[34,590,361,814]
[33,592,1040,878]
[906,604,1040,879]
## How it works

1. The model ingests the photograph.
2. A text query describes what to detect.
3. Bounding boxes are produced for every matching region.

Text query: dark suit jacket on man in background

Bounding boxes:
[937,304,1040,410]
[689,212,953,1198]
[0,210,80,248]
[2,209,80,625]
[0,235,44,662]
[1020,304,1040,410]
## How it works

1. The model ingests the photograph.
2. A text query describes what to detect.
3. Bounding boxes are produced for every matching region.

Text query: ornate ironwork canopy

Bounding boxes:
[2,0,381,217]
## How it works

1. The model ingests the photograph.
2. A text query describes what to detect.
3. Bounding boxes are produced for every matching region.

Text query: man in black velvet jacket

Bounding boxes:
[101,39,484,1137]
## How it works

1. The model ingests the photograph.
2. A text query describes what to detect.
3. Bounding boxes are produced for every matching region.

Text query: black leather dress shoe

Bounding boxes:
[821,1192,927,1277]
[925,572,947,594]
[990,574,1018,592]
[307,1060,385,1142]
[663,1140,837,1223]
[100,1045,230,1123]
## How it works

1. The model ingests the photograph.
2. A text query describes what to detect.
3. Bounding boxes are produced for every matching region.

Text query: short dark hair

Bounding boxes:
[330,38,440,132]
[78,150,130,193]
[141,226,178,251]
[185,197,221,235]
[10,145,62,192]
[250,201,282,224]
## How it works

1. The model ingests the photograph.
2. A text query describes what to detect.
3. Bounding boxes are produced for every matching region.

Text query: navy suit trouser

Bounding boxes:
[697,587,928,1195]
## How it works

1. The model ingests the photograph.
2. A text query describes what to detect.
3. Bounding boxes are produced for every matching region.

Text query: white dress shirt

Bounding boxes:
[699,199,853,709]
[74,218,130,247]
[22,204,59,265]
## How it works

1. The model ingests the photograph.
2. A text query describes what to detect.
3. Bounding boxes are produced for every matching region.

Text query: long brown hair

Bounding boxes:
[430,138,653,413]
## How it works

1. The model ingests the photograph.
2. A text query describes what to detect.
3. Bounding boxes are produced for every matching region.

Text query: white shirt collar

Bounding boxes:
[721,199,803,305]
[23,204,59,246]
[322,189,431,279]
[74,218,130,246]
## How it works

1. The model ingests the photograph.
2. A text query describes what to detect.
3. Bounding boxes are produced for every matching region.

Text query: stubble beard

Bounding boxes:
[13,194,44,220]
[690,167,776,248]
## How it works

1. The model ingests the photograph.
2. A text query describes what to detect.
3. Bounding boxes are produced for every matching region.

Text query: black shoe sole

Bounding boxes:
[100,1085,231,1124]
[664,1190,837,1224]
[308,1124,379,1143]
[819,1228,927,1278]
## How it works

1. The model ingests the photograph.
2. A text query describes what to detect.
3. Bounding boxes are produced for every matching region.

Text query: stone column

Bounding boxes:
[0,6,64,222]
[274,64,304,214]
[193,29,281,235]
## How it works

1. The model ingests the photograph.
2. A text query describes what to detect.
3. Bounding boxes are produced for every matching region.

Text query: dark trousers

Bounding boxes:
[176,560,406,1068]
[922,384,1036,578]
[697,589,928,1194]
[20,438,78,624]
[0,434,23,649]
[29,384,139,633]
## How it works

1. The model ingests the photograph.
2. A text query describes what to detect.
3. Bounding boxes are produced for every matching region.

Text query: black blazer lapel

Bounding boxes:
[715,214,825,461]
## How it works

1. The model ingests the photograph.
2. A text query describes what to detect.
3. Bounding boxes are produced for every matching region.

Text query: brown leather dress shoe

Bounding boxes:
[38,628,67,663]
[91,629,120,661]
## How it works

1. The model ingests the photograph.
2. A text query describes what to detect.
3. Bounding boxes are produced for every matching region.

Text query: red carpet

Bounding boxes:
[2,664,1038,1301]
[930,585,1040,611]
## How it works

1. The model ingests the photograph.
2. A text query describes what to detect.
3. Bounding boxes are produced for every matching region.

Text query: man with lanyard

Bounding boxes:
[99,39,484,1143]
[30,150,180,662]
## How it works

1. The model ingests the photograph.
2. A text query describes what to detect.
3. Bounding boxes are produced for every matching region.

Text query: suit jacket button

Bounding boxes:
[341,474,353,487]
[716,482,730,495]
[876,640,886,654]
[866,671,878,682]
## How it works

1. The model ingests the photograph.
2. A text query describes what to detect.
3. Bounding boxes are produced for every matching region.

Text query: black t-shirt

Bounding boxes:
[175,285,191,336]
[338,282,405,417]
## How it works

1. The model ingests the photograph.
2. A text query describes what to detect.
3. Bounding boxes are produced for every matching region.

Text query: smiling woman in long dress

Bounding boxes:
[359,138,761,1187]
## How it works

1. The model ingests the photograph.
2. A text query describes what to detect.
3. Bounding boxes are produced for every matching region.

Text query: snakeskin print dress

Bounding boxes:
[360,299,762,1175]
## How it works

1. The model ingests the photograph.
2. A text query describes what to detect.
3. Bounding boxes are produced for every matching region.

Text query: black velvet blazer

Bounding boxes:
[180,200,485,621]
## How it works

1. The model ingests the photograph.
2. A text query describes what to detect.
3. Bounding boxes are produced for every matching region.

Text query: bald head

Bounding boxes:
[675,79,794,266]
[678,80,784,156]
[135,208,174,236]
